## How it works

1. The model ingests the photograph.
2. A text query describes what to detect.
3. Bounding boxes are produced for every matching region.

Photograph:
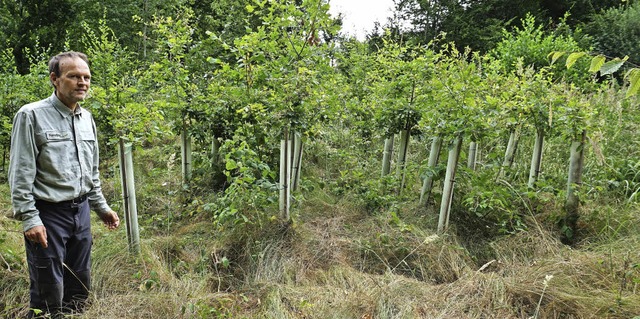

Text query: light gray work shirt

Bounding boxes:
[9,93,112,232]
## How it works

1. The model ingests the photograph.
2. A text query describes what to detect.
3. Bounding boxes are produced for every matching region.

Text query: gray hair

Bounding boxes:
[48,51,89,77]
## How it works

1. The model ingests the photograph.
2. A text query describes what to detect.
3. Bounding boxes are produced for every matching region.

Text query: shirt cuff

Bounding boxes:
[94,204,114,217]
[22,216,44,233]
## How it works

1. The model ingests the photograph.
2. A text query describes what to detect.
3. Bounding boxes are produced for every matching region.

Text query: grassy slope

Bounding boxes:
[1,130,640,319]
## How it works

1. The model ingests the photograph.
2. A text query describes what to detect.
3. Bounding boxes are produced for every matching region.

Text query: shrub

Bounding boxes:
[585,2,640,66]
[491,14,591,84]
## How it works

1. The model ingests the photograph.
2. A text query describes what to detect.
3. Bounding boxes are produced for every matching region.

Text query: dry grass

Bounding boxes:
[2,191,640,319]
[2,144,640,319]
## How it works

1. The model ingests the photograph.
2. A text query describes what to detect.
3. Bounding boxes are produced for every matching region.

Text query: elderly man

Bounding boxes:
[8,51,120,318]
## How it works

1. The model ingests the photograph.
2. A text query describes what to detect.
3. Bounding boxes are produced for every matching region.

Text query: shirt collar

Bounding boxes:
[49,92,83,118]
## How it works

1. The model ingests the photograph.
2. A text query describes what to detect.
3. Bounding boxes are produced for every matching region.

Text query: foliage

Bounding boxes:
[0,50,50,158]
[417,46,487,140]
[82,18,167,146]
[188,0,262,62]
[203,132,278,226]
[551,51,640,98]
[331,39,379,143]
[582,88,640,203]
[1,2,640,317]
[200,0,339,136]
[393,0,621,54]
[186,0,341,196]
[555,83,594,140]
[585,1,640,67]
[369,35,430,137]
[0,0,78,73]
[491,14,591,84]
[142,9,197,137]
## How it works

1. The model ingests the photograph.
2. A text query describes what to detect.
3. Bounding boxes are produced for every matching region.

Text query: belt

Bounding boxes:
[36,194,88,207]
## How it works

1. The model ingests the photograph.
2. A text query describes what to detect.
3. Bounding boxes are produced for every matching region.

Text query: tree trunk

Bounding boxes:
[437,136,463,233]
[381,135,394,177]
[420,136,442,205]
[396,129,411,193]
[564,130,587,243]
[528,129,544,188]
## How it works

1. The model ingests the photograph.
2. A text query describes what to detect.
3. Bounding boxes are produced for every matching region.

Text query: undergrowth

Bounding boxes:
[1,127,639,318]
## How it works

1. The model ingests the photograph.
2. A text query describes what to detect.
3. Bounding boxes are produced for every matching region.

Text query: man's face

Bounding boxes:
[50,57,91,109]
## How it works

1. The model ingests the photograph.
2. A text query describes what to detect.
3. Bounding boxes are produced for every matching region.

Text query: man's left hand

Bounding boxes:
[101,211,120,230]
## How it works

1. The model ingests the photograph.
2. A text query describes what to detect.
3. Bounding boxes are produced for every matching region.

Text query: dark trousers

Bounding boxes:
[26,199,92,317]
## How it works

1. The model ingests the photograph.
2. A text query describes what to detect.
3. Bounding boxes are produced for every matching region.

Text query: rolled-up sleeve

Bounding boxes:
[8,111,42,232]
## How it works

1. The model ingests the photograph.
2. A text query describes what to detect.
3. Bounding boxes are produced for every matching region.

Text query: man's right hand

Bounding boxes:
[25,225,48,248]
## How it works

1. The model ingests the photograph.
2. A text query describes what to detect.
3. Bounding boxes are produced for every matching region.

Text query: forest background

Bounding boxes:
[1,0,640,318]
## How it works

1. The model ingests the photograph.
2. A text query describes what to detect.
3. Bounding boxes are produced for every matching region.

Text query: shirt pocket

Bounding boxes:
[78,128,96,142]
[36,130,77,181]
[77,129,96,158]
[77,129,97,176]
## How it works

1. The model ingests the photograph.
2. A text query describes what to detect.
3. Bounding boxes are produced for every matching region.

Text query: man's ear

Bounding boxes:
[49,72,57,89]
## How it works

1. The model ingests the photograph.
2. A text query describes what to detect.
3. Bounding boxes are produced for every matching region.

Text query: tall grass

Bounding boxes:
[1,102,640,318]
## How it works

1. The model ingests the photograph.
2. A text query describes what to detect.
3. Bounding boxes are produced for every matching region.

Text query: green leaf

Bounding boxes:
[599,56,628,76]
[246,4,255,13]
[588,55,606,73]
[226,159,238,170]
[565,52,586,69]
[549,51,565,65]
[625,68,640,98]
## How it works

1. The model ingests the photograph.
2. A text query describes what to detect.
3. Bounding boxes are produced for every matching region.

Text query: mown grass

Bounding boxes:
[1,127,640,318]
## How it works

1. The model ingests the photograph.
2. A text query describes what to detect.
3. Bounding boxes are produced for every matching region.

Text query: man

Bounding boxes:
[8,51,120,318]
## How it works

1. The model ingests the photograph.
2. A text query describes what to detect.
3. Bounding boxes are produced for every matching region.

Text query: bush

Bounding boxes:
[585,2,640,66]
[491,14,591,84]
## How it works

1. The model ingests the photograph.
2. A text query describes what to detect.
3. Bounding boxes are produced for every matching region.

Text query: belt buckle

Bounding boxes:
[71,195,85,207]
